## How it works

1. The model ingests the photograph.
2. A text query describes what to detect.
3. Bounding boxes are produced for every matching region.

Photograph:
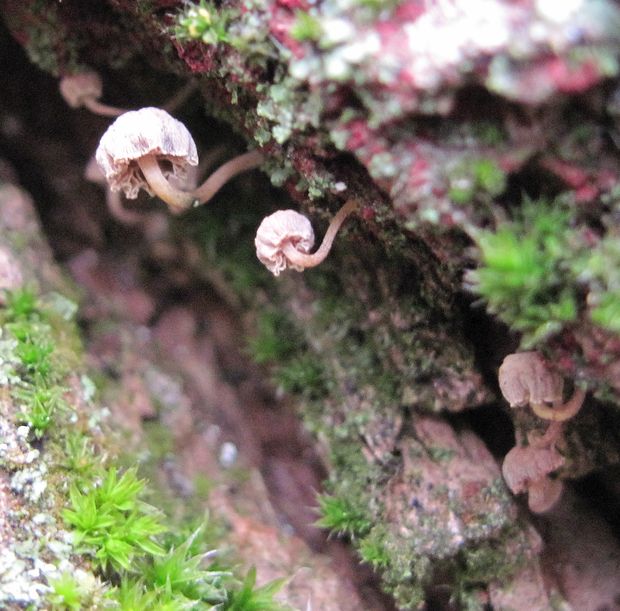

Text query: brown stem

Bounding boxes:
[138,150,262,213]
[192,150,264,204]
[527,421,563,448]
[162,81,198,113]
[106,190,144,225]
[281,199,359,269]
[137,156,195,212]
[82,97,128,118]
[530,388,586,422]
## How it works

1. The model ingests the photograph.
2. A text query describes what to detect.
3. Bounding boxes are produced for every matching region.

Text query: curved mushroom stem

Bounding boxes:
[162,81,198,113]
[192,150,264,204]
[528,477,563,513]
[138,150,263,213]
[106,189,144,225]
[281,199,359,269]
[137,156,195,212]
[530,388,586,422]
[82,97,128,118]
[528,421,563,448]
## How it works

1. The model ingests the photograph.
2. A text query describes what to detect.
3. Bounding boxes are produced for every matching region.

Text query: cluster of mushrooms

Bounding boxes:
[498,351,586,513]
[63,73,594,516]
[60,70,358,275]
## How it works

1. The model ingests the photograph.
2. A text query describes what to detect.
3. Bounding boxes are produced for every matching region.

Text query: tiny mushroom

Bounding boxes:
[95,107,263,213]
[255,199,358,275]
[498,351,585,422]
[59,70,127,117]
[85,155,143,225]
[502,444,565,513]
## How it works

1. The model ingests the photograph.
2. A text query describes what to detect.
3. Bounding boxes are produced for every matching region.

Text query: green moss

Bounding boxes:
[174,0,233,46]
[468,198,579,346]
[48,572,88,610]
[448,158,507,204]
[315,493,372,538]
[571,230,620,333]
[60,431,98,484]
[247,309,300,365]
[4,287,38,319]
[357,536,391,569]
[5,0,81,76]
[63,467,167,572]
[474,159,506,196]
[177,197,271,304]
[290,11,323,42]
[590,291,620,331]
[273,354,328,398]
[15,385,66,439]
[1,289,76,439]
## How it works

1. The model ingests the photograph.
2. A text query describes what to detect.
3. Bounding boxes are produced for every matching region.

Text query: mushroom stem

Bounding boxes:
[82,97,128,118]
[530,388,586,422]
[137,156,195,212]
[162,81,198,113]
[281,199,358,269]
[528,421,563,448]
[138,149,263,213]
[106,190,144,225]
[192,150,264,204]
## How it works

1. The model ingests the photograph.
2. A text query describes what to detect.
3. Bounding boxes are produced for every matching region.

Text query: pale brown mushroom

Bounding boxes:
[59,71,127,118]
[95,107,198,210]
[95,107,262,213]
[84,155,143,225]
[502,444,565,513]
[255,200,358,276]
[498,351,585,422]
[527,477,564,513]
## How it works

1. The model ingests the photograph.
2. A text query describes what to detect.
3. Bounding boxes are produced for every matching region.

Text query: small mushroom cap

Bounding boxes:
[95,107,198,199]
[255,210,315,276]
[527,477,563,513]
[498,351,564,408]
[59,71,103,108]
[502,444,565,494]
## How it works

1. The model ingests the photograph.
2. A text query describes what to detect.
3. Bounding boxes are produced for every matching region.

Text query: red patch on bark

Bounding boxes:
[549,57,601,93]
[174,40,216,73]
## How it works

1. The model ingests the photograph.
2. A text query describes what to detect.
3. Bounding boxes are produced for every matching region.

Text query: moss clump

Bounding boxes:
[2,288,74,439]
[469,193,620,354]
[62,467,167,572]
[247,309,300,365]
[448,158,507,205]
[0,285,289,610]
[290,12,323,42]
[273,354,328,398]
[175,0,233,46]
[315,493,372,538]
[468,198,579,345]
[571,229,620,333]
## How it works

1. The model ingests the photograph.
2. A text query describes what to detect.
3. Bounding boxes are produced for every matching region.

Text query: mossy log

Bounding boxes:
[2,1,620,608]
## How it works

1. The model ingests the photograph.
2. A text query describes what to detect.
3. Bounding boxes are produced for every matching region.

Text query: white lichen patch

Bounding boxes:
[10,463,49,504]
[0,331,19,386]
[0,549,49,607]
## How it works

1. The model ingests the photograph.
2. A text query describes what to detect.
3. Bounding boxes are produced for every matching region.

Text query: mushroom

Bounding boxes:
[255,199,358,275]
[95,107,263,213]
[498,351,585,422]
[59,71,127,118]
[502,444,565,513]
[84,155,143,225]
